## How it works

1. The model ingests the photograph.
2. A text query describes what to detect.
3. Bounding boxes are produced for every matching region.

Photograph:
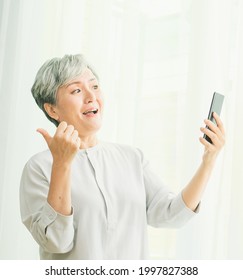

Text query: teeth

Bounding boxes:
[83,109,98,115]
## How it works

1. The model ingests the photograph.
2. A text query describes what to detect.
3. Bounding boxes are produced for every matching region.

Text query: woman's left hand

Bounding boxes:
[199,112,225,164]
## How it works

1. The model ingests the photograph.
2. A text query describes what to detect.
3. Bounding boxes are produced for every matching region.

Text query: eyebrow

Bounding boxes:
[65,78,97,88]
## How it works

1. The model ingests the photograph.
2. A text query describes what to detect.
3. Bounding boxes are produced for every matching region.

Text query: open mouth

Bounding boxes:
[83,109,98,115]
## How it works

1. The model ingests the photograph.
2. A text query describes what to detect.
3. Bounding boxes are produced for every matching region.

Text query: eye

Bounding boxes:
[71,88,81,94]
[93,84,99,90]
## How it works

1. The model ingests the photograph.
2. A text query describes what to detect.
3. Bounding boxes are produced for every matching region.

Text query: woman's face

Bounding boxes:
[52,68,104,138]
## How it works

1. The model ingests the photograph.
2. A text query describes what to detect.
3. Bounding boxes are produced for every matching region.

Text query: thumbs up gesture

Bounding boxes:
[37,121,81,165]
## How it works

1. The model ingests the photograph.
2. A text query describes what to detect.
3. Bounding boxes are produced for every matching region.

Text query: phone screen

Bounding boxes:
[203,92,224,143]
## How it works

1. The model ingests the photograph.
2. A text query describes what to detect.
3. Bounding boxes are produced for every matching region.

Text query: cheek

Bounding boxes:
[56,100,81,118]
[98,95,104,110]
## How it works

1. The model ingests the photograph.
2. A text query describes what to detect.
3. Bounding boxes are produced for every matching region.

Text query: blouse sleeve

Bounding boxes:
[137,149,199,228]
[19,156,75,254]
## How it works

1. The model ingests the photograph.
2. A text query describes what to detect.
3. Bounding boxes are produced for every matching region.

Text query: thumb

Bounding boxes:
[37,128,52,146]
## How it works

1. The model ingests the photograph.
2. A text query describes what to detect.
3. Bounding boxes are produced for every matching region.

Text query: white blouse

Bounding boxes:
[20,142,198,259]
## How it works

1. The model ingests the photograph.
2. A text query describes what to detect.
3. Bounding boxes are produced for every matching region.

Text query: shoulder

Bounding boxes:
[23,149,52,172]
[20,150,52,187]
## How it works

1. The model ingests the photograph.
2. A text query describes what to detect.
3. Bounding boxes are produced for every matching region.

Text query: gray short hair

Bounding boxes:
[31,54,98,126]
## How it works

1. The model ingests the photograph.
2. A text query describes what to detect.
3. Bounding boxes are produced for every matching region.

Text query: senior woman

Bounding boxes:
[20,54,225,260]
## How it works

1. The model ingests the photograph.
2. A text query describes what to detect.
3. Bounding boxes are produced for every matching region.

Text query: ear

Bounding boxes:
[43,103,59,121]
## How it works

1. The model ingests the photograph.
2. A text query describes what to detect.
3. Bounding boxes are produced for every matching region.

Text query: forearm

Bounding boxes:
[37,122,81,216]
[182,160,215,211]
[47,161,72,216]
[182,112,225,211]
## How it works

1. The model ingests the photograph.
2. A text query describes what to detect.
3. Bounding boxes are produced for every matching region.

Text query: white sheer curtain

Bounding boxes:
[0,0,242,260]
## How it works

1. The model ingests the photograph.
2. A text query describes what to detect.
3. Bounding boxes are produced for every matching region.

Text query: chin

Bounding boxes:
[85,121,102,134]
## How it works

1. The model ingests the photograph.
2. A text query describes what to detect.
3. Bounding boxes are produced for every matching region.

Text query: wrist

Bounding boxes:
[201,155,217,170]
[52,158,72,169]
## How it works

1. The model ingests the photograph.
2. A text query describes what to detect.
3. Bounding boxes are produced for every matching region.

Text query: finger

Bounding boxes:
[213,112,225,134]
[204,119,222,136]
[71,131,80,149]
[200,127,220,146]
[199,136,214,150]
[55,121,68,136]
[76,137,81,148]
[64,125,75,138]
[204,119,225,146]
[36,128,52,146]
[71,129,79,141]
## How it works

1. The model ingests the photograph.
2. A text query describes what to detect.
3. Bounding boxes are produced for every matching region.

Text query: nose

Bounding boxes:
[83,87,96,104]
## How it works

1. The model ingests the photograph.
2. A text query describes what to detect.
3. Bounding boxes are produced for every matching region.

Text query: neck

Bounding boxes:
[79,134,98,149]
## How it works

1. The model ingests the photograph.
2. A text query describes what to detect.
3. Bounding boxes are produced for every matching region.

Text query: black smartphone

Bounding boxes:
[203,92,224,143]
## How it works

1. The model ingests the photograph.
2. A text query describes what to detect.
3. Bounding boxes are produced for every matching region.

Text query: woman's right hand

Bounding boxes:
[37,121,81,165]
